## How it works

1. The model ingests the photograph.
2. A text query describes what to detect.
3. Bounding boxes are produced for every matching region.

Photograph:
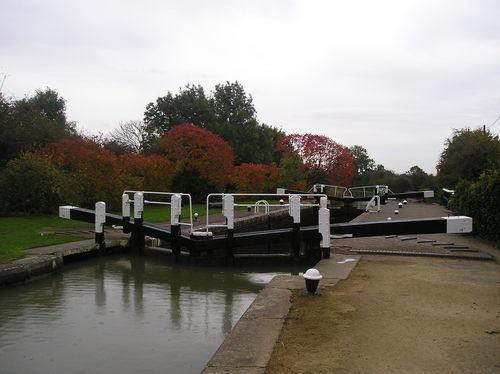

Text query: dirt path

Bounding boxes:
[267,255,500,373]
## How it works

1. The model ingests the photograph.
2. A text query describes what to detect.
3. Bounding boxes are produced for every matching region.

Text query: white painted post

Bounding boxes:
[95,201,106,249]
[122,193,130,218]
[318,196,330,258]
[95,201,106,234]
[222,194,234,230]
[171,193,182,225]
[134,192,144,219]
[171,193,182,261]
[289,194,301,258]
[289,195,301,224]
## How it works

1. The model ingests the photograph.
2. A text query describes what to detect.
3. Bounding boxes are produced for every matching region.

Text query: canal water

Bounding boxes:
[0,255,302,374]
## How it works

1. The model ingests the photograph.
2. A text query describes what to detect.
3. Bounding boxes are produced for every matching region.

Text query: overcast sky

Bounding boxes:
[1,0,499,173]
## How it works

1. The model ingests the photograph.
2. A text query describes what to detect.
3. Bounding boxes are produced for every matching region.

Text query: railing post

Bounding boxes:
[289,194,301,259]
[95,201,106,252]
[223,194,234,263]
[130,192,144,252]
[122,193,131,233]
[318,197,330,259]
[171,193,182,262]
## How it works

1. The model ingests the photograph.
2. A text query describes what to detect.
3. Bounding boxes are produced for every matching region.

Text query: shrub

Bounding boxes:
[231,163,280,192]
[120,154,173,191]
[43,139,126,209]
[160,124,234,200]
[449,170,500,240]
[0,153,63,214]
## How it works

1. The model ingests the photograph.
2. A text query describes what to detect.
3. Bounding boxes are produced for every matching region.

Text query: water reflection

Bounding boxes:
[0,255,300,374]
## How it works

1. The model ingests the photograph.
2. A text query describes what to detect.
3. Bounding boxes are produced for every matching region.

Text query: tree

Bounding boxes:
[108,120,148,154]
[42,138,126,209]
[0,88,76,166]
[211,81,256,126]
[0,152,64,214]
[231,163,280,192]
[349,145,375,178]
[144,84,213,137]
[160,124,234,200]
[449,170,500,240]
[120,154,173,191]
[143,81,283,164]
[405,165,436,191]
[277,134,355,187]
[437,128,500,187]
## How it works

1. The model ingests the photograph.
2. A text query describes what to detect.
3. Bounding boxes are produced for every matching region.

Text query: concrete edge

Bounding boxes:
[202,253,361,373]
[0,239,128,287]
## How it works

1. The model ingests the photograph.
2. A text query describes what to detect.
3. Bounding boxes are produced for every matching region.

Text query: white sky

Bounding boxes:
[1,0,499,173]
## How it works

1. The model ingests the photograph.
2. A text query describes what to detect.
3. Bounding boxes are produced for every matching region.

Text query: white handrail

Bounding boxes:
[123,190,194,233]
[202,192,327,233]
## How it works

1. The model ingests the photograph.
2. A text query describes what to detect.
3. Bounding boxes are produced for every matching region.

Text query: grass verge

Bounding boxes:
[0,216,91,263]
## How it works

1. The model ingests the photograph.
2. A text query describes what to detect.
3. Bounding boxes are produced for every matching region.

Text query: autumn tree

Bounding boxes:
[120,154,172,191]
[143,81,283,164]
[277,134,355,187]
[160,124,234,200]
[42,139,125,209]
[231,163,280,192]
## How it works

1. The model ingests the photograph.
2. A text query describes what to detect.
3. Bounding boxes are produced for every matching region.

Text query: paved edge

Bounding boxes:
[202,253,361,373]
[0,239,128,287]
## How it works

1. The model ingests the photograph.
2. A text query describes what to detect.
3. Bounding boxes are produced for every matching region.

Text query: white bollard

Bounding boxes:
[222,194,234,230]
[171,193,182,225]
[318,196,331,258]
[289,195,301,224]
[134,192,144,219]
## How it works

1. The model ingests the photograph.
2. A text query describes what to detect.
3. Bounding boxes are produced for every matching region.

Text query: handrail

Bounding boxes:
[123,190,194,232]
[201,192,327,233]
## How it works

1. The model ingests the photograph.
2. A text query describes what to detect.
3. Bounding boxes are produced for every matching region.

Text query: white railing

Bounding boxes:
[347,185,394,198]
[122,190,194,232]
[201,192,328,234]
[311,184,349,198]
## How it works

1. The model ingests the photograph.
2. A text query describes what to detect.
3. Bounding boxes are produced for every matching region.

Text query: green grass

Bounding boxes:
[0,216,92,263]
[142,204,221,223]
[141,200,268,223]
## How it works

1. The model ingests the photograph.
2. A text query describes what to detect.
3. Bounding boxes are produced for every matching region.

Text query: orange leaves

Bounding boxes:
[277,134,355,187]
[160,124,234,190]
[231,163,280,192]
[120,154,172,191]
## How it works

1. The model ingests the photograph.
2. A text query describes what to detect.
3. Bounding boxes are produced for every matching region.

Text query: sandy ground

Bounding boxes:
[267,255,500,373]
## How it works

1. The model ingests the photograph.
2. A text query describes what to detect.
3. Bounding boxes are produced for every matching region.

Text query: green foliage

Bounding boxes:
[349,145,375,179]
[437,128,500,188]
[449,170,500,240]
[0,89,76,167]
[143,81,283,164]
[0,153,64,214]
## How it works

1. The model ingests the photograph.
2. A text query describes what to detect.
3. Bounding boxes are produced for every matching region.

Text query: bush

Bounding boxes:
[231,163,280,192]
[43,138,126,210]
[0,153,63,214]
[449,170,500,240]
[120,154,173,191]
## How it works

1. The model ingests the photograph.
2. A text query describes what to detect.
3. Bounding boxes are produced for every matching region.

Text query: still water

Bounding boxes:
[0,255,300,374]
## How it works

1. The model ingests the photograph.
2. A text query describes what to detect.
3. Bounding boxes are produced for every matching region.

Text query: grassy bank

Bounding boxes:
[0,216,91,263]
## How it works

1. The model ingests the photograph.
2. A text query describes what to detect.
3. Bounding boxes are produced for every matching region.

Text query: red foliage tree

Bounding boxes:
[160,124,234,197]
[42,138,126,208]
[277,134,355,187]
[120,154,172,191]
[231,163,280,192]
